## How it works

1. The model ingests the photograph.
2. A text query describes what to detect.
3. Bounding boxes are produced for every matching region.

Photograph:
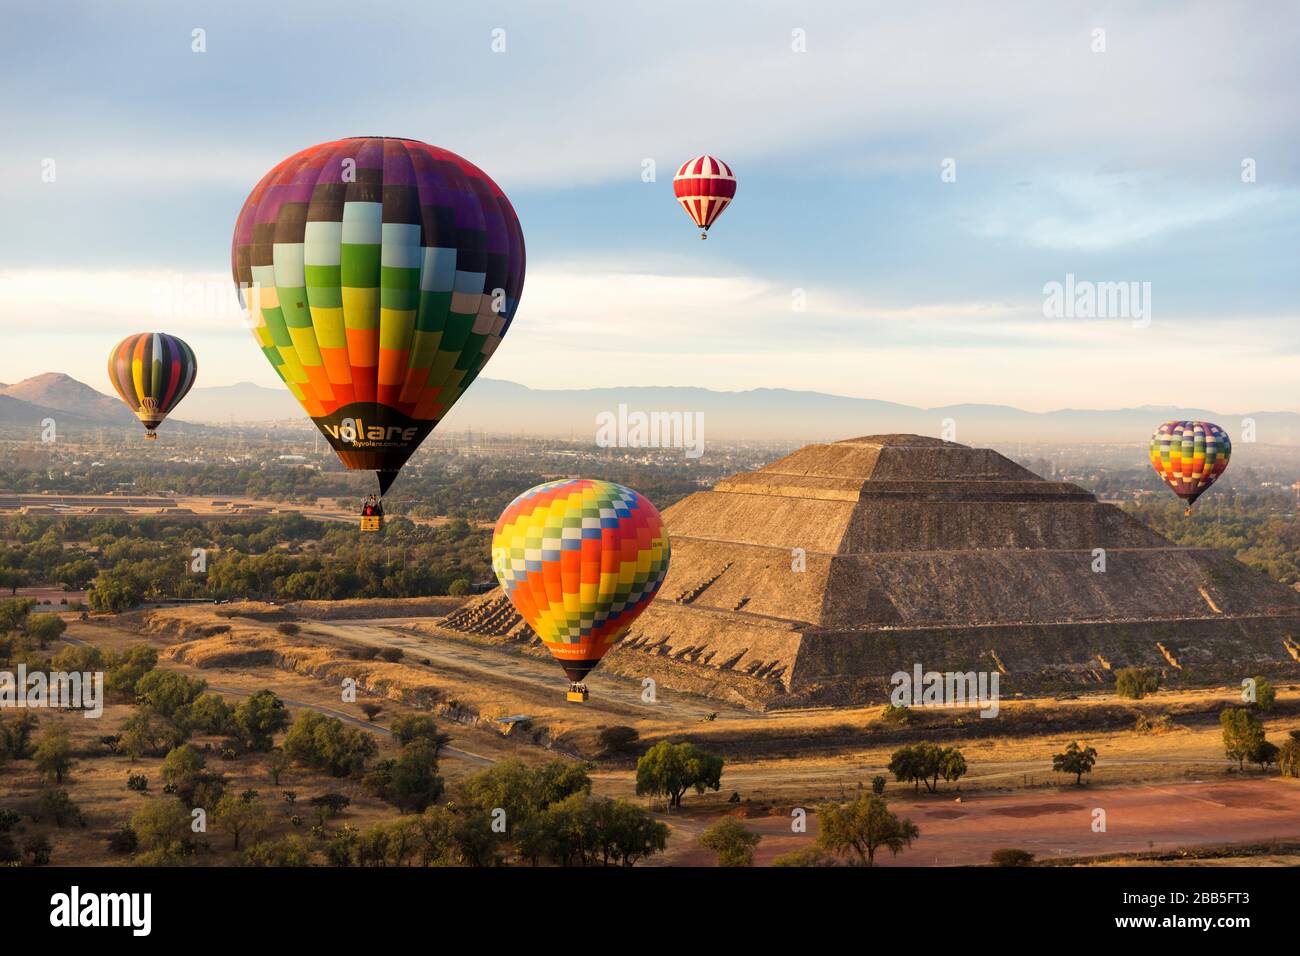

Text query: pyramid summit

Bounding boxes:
[442,434,1300,708]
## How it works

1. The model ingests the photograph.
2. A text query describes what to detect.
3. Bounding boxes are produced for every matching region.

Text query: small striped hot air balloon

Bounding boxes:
[1149,420,1232,515]
[491,479,670,702]
[673,154,736,239]
[106,333,197,439]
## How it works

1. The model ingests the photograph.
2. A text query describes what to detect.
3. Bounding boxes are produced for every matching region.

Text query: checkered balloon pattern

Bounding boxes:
[231,137,524,490]
[1149,420,1232,505]
[492,480,670,680]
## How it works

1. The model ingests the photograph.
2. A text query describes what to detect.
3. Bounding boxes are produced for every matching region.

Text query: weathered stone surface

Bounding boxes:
[440,435,1300,708]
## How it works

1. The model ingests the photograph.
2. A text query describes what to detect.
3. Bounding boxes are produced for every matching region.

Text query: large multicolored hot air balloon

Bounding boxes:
[106,333,197,439]
[231,137,525,496]
[673,155,736,239]
[492,479,670,701]
[1150,420,1232,514]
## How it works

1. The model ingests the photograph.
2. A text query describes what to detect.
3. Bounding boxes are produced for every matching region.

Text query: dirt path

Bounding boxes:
[302,619,757,722]
[651,777,1300,866]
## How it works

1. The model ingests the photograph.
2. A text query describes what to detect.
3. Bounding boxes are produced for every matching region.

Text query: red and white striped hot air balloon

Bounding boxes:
[673,154,736,239]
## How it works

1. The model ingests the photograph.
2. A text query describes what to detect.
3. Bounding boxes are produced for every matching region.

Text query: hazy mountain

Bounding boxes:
[0,373,132,424]
[182,381,303,423]
[4,372,1298,445]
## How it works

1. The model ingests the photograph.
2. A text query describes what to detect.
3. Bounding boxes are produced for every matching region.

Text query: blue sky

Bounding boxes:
[2,0,1298,412]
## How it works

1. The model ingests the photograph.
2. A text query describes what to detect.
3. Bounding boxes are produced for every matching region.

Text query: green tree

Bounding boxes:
[698,817,761,867]
[1220,708,1265,770]
[817,793,920,866]
[363,742,444,812]
[135,670,207,721]
[186,693,234,736]
[1248,676,1276,712]
[34,725,75,784]
[104,645,158,700]
[131,799,192,857]
[160,744,206,800]
[1279,739,1300,779]
[634,741,724,808]
[597,800,668,867]
[390,714,451,755]
[26,614,66,650]
[264,749,292,786]
[51,643,104,673]
[323,825,360,866]
[1115,667,1160,700]
[1052,741,1098,785]
[1250,740,1280,772]
[232,690,291,752]
[0,712,40,759]
[241,835,311,867]
[283,711,377,776]
[457,758,590,834]
[120,711,187,759]
[213,793,271,850]
[35,788,83,826]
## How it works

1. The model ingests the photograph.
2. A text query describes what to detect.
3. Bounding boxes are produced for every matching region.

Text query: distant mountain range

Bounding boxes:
[3,372,1299,445]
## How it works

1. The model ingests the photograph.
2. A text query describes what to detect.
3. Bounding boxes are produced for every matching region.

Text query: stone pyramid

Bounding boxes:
[441,435,1300,708]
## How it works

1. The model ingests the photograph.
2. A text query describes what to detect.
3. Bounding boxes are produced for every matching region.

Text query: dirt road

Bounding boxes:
[653,777,1300,866]
[302,618,757,722]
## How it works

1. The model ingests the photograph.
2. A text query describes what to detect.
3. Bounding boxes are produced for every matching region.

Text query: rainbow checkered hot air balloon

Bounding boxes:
[673,155,736,239]
[231,137,525,497]
[1149,420,1232,514]
[106,333,197,439]
[492,480,670,699]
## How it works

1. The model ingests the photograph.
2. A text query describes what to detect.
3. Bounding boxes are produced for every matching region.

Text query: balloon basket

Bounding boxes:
[566,683,589,703]
[1184,507,1193,517]
[699,231,708,240]
[360,515,383,533]
[144,432,158,441]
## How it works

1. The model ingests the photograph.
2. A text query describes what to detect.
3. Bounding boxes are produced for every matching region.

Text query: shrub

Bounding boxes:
[107,826,139,855]
[35,788,83,827]
[698,817,761,867]
[23,835,52,866]
[990,848,1035,867]
[1115,667,1160,700]
[127,773,149,792]
[880,703,913,725]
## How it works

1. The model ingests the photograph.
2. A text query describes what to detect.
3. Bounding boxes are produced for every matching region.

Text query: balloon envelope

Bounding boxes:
[107,332,197,434]
[673,155,736,234]
[1149,420,1231,505]
[231,137,525,494]
[492,479,670,683]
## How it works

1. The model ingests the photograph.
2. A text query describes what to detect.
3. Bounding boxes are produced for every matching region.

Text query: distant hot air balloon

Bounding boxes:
[1150,420,1232,515]
[231,137,525,500]
[106,333,197,440]
[492,479,670,701]
[673,155,736,239]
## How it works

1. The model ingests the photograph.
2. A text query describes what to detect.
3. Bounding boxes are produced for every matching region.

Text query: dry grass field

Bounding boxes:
[5,603,1298,866]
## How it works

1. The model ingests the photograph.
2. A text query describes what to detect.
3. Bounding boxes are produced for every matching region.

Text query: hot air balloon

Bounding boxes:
[1150,420,1232,515]
[106,333,197,439]
[492,479,670,702]
[231,137,525,507]
[673,155,736,239]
